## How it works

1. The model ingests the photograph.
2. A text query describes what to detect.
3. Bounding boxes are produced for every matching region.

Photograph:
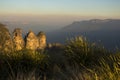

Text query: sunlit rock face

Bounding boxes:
[0,23,13,52]
[25,31,39,50]
[13,28,24,50]
[37,31,46,50]
[0,23,47,51]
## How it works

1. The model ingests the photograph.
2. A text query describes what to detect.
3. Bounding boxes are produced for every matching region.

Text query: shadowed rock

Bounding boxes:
[37,31,46,50]
[25,30,39,50]
[13,28,24,50]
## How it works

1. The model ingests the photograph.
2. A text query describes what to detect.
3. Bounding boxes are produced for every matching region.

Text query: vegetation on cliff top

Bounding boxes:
[0,36,120,80]
[0,23,120,80]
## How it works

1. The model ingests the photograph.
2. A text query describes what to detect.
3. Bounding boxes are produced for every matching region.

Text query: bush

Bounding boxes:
[64,36,109,66]
[0,49,49,80]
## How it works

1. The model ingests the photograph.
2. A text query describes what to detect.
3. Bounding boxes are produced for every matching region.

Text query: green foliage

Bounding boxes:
[0,36,120,80]
[65,36,90,65]
[96,53,120,80]
[64,36,109,66]
[0,49,49,80]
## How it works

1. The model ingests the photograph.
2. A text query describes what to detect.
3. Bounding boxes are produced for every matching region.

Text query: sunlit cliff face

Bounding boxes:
[37,32,46,49]
[25,31,39,50]
[13,28,24,50]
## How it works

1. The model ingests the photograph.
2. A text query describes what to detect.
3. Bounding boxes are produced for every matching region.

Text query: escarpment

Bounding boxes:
[0,23,47,52]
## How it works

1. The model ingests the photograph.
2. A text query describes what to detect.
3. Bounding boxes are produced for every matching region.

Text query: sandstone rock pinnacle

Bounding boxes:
[25,30,39,50]
[0,23,47,52]
[37,31,46,50]
[0,23,13,52]
[13,28,24,50]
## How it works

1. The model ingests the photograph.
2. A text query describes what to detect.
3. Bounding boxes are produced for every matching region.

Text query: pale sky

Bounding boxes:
[0,0,120,29]
[0,0,120,17]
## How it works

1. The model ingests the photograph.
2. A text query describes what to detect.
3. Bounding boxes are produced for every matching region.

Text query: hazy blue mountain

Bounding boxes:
[62,19,120,32]
[47,19,120,50]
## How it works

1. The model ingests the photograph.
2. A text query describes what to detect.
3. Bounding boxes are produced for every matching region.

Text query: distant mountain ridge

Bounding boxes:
[62,19,120,32]
[47,19,120,50]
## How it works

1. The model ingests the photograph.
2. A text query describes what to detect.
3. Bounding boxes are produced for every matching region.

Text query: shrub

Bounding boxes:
[64,36,109,66]
[0,49,49,80]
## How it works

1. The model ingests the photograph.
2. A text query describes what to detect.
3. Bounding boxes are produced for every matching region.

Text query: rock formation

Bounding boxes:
[0,23,47,52]
[25,30,39,50]
[37,31,46,50]
[13,28,24,50]
[0,23,13,52]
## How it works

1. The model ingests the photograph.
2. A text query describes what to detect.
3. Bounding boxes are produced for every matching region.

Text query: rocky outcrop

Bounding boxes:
[25,31,39,50]
[0,23,13,52]
[37,31,46,50]
[13,28,24,50]
[0,23,47,52]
